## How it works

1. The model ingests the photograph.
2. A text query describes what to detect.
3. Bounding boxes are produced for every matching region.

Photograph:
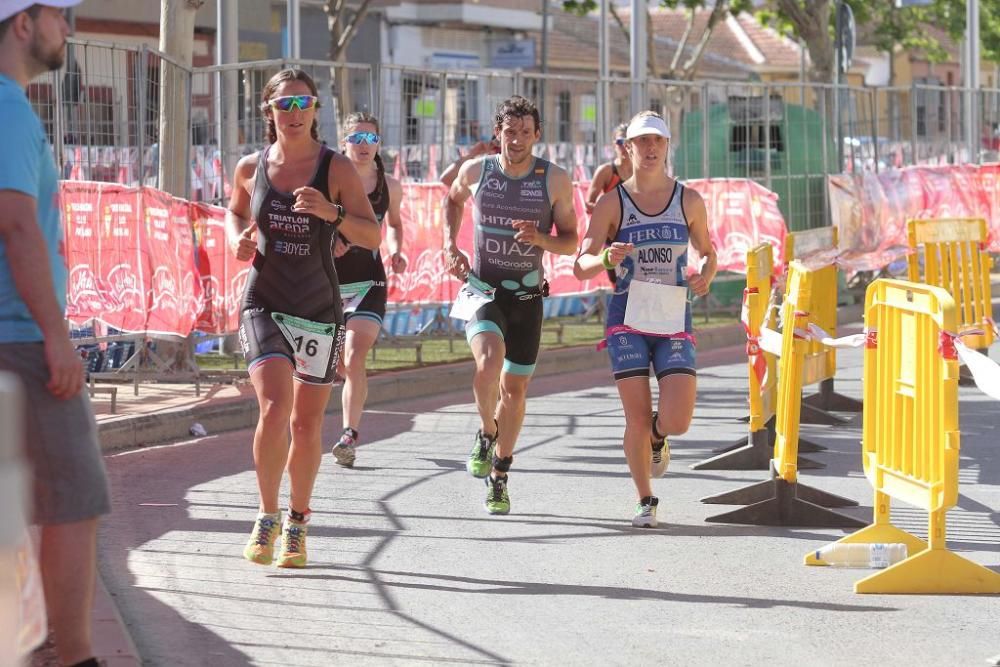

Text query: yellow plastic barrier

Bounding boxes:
[702,261,863,527]
[785,226,862,420]
[693,244,782,470]
[907,218,995,352]
[806,278,1000,593]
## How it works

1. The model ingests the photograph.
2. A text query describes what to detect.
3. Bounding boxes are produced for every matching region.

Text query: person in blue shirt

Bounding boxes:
[0,3,109,666]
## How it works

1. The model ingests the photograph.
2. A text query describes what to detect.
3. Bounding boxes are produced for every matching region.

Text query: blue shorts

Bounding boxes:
[606,331,696,381]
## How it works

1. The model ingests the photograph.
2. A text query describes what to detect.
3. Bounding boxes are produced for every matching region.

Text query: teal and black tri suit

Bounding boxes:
[466,155,553,375]
[334,157,389,326]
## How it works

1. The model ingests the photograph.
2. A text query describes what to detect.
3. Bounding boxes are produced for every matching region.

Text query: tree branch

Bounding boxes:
[609,3,629,41]
[646,7,659,78]
[334,0,375,60]
[681,0,730,79]
[669,7,696,76]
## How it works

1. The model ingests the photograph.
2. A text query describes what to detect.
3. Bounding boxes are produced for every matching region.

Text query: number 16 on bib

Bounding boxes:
[272,312,343,382]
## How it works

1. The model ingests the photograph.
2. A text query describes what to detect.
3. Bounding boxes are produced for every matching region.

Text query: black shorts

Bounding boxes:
[346,280,387,326]
[239,308,344,385]
[465,291,543,375]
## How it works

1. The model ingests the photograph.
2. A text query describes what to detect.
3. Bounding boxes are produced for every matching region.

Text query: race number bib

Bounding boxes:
[340,280,373,314]
[271,312,339,380]
[450,275,496,321]
[624,279,688,336]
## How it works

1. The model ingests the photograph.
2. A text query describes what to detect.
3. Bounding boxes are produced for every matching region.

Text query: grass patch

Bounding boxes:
[195,312,738,374]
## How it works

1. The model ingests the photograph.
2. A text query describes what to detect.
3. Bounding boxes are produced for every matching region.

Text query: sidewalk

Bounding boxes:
[90,307,999,665]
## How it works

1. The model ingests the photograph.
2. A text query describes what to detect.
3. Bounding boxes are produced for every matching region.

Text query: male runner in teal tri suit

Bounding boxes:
[444,96,578,514]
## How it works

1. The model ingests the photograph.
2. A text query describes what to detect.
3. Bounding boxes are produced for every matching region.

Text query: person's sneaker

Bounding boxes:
[651,439,670,478]
[485,475,511,515]
[650,411,669,478]
[332,428,358,468]
[243,512,281,565]
[631,496,659,528]
[276,518,308,568]
[467,426,497,478]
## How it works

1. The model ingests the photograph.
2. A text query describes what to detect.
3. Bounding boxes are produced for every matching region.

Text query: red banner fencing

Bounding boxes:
[62,177,788,337]
[829,163,1000,272]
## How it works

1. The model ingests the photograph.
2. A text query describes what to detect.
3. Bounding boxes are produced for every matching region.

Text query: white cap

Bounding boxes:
[625,114,670,140]
[0,1,81,23]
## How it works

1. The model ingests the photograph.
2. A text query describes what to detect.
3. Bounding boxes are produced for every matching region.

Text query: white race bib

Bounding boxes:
[450,276,496,321]
[271,312,339,380]
[340,280,374,314]
[624,279,688,336]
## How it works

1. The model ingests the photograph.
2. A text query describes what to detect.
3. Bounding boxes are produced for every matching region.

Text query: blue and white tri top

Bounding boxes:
[607,180,692,332]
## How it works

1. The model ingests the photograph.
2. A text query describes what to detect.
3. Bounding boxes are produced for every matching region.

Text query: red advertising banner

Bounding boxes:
[96,183,146,332]
[142,188,203,337]
[829,163,1000,272]
[191,203,231,334]
[685,178,787,274]
[62,176,792,334]
[62,181,106,325]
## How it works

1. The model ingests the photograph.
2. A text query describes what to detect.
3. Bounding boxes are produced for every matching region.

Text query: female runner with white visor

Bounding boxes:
[574,111,717,527]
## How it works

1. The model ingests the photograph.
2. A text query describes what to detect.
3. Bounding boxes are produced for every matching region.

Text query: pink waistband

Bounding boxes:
[597,325,697,350]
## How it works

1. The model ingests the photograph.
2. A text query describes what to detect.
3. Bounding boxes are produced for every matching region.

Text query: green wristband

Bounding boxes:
[601,248,615,270]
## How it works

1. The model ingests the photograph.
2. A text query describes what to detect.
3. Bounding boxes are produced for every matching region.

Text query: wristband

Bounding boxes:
[331,203,345,226]
[601,247,615,270]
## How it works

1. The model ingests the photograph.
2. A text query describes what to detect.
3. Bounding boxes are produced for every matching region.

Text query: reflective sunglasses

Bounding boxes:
[269,95,318,112]
[615,138,626,146]
[346,131,381,145]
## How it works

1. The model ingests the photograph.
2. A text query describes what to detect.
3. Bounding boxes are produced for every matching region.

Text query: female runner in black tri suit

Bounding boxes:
[227,68,380,568]
[328,112,406,467]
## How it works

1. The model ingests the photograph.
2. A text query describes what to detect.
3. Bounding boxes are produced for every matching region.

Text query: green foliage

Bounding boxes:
[561,0,754,15]
[757,0,1000,66]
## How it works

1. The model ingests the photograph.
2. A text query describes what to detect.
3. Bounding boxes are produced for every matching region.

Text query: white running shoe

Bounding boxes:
[650,439,670,478]
[631,496,659,528]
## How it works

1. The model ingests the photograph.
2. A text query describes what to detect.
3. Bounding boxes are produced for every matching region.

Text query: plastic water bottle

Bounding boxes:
[812,543,908,568]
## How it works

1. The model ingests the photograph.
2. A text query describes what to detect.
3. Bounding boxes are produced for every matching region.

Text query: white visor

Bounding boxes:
[0,1,81,22]
[625,114,670,140]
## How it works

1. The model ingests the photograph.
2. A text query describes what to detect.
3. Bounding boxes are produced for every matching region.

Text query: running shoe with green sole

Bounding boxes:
[276,518,309,568]
[485,475,510,515]
[243,512,281,565]
[467,428,497,478]
[632,496,659,528]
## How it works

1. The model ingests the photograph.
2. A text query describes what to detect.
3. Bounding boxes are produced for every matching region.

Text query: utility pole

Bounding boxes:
[540,0,549,118]
[598,0,609,149]
[158,0,204,198]
[966,0,980,161]
[287,0,301,59]
[630,0,646,115]
[217,0,239,186]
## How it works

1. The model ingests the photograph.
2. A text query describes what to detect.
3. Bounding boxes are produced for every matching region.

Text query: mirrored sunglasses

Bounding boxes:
[346,132,381,145]
[269,95,318,112]
[615,138,626,146]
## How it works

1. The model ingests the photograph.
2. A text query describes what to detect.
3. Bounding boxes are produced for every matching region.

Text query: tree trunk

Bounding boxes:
[775,0,834,83]
[158,0,203,197]
[325,0,375,138]
[156,0,204,373]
